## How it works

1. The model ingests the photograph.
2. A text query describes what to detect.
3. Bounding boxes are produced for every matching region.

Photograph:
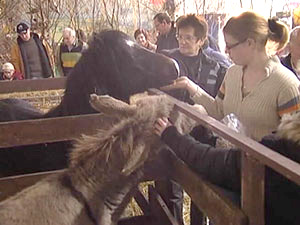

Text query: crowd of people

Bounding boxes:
[0,21,88,81]
[149,11,300,225]
[0,10,299,225]
[131,10,300,225]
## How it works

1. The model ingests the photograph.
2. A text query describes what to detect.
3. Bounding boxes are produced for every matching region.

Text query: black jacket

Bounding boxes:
[280,54,298,79]
[156,25,178,53]
[161,48,227,98]
[17,33,53,79]
[161,126,300,225]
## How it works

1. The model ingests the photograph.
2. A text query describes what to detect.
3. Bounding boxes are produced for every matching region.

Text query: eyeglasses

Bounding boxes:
[176,34,198,42]
[225,39,247,51]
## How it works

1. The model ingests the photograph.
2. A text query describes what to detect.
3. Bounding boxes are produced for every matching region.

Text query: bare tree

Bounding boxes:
[0,0,21,64]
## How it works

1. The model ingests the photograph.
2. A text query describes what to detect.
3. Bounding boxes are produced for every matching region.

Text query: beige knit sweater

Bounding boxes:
[192,56,300,141]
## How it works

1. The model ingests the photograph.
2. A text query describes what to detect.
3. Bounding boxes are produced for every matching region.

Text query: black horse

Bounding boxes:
[1,30,178,121]
[0,30,179,177]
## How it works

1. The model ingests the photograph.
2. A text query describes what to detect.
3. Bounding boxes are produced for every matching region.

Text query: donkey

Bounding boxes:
[0,92,205,225]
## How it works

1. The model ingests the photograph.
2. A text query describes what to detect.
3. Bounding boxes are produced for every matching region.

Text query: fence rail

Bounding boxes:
[0,77,66,93]
[0,88,299,225]
[0,113,111,148]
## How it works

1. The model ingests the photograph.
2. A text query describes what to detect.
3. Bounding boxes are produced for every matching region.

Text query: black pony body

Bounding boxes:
[0,30,178,177]
[0,99,43,122]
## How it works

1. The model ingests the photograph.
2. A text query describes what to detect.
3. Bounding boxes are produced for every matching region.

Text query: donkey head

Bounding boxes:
[85,92,205,176]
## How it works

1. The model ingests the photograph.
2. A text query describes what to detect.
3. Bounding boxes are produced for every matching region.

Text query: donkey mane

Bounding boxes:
[69,94,175,175]
[0,92,204,225]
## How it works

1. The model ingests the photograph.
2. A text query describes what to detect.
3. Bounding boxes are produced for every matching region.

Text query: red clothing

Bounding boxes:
[0,71,24,81]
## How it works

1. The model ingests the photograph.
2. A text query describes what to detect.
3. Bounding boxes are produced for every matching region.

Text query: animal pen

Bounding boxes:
[0,78,299,225]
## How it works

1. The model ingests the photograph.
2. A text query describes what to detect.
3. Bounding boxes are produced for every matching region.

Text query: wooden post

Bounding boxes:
[148,185,180,225]
[241,153,265,225]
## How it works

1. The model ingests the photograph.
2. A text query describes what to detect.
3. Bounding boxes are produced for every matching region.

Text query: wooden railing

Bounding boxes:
[148,88,300,225]
[0,86,299,225]
[0,77,66,93]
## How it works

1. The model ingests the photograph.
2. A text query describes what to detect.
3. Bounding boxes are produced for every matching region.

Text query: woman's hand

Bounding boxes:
[160,76,199,97]
[154,117,172,137]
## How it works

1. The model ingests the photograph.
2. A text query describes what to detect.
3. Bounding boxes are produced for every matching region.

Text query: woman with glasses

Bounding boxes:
[159,14,228,225]
[162,11,300,141]
[162,14,228,99]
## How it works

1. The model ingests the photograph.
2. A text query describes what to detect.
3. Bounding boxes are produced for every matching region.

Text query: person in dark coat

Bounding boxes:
[153,12,179,53]
[11,21,54,79]
[154,112,300,225]
[281,26,300,79]
[159,14,227,225]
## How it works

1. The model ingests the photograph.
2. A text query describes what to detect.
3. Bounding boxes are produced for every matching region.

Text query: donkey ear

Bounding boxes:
[89,94,137,117]
[121,142,149,176]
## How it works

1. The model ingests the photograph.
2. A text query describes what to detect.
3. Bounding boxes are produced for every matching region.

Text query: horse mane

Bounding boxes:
[45,30,142,117]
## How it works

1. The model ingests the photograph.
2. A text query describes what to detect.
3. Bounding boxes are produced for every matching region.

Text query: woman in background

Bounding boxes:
[134,28,157,52]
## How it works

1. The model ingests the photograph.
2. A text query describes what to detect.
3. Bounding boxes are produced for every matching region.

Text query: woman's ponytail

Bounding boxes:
[267,18,289,52]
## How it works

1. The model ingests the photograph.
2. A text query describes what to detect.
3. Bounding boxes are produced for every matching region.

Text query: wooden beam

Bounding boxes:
[242,154,265,225]
[0,113,115,148]
[148,88,300,186]
[0,77,66,93]
[133,186,151,215]
[148,185,180,225]
[0,169,65,201]
[170,154,247,225]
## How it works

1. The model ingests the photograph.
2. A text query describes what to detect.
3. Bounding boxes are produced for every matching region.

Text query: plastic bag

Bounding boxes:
[216,113,247,148]
[221,113,246,135]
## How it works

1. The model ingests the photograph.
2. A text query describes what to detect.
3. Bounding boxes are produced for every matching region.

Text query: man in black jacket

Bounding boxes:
[153,113,300,225]
[11,21,54,79]
[153,13,178,53]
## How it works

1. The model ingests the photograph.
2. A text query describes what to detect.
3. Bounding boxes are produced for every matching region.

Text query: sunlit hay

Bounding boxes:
[183,191,191,225]
[0,90,64,112]
[124,182,191,225]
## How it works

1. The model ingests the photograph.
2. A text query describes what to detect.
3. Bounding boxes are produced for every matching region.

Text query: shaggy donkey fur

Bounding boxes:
[0,93,204,225]
[277,111,300,144]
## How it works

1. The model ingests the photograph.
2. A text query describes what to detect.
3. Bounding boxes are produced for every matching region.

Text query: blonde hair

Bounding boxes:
[2,62,15,71]
[223,11,289,53]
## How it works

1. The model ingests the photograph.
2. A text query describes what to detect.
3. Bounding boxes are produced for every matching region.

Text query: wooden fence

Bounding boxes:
[0,79,299,225]
[0,77,66,93]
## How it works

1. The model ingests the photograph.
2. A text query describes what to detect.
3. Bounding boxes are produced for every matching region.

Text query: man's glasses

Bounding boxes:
[225,39,247,51]
[176,34,198,42]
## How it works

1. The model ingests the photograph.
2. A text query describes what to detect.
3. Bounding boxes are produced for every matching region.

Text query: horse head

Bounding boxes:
[49,30,179,117]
